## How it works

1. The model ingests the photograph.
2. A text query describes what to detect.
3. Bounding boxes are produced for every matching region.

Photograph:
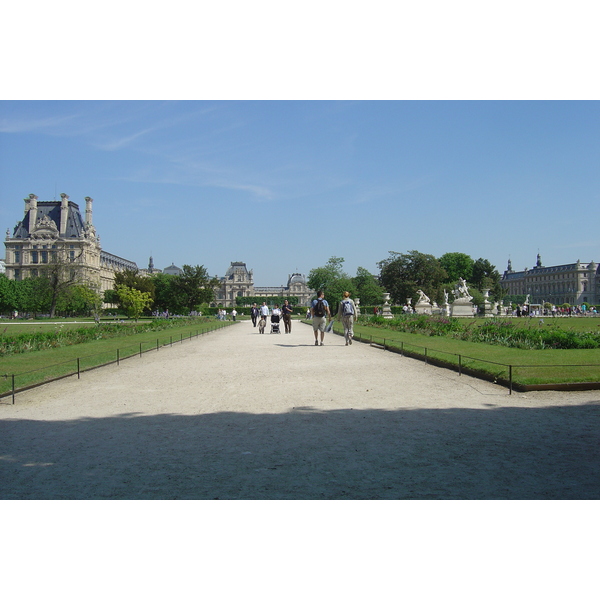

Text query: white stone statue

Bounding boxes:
[416,289,431,304]
[455,277,472,300]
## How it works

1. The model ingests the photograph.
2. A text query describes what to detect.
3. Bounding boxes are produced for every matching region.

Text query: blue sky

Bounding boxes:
[2,100,598,285]
[1,3,599,287]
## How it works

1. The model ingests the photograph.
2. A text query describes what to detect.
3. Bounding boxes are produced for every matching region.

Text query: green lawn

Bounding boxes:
[329,320,600,388]
[0,319,235,398]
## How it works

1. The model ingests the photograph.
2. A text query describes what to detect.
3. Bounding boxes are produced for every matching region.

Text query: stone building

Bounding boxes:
[4,193,137,293]
[215,261,313,307]
[501,254,600,306]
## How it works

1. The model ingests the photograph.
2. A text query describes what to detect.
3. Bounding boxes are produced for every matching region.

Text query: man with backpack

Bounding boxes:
[310,290,331,346]
[336,291,357,345]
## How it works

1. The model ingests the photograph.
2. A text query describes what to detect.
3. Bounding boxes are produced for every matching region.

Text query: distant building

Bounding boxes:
[215,261,313,307]
[163,263,183,276]
[4,193,137,293]
[501,254,600,306]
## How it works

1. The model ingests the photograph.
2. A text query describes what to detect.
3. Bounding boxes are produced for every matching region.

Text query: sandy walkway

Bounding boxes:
[1,319,599,499]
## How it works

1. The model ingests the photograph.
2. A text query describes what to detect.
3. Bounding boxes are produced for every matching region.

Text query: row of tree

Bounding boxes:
[307,251,503,311]
[1,250,504,319]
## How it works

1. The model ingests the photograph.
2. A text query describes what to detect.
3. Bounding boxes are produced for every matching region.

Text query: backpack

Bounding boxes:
[341,299,354,316]
[313,298,326,317]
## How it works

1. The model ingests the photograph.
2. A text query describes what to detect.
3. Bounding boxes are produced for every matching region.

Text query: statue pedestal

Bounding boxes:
[414,301,432,315]
[382,292,393,319]
[451,298,474,317]
[480,289,493,316]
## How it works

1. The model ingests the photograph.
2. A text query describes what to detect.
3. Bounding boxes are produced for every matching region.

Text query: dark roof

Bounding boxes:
[13,201,85,239]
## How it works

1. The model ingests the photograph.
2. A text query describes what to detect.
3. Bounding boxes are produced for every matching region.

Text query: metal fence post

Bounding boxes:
[117,348,120,366]
[459,354,462,376]
[77,358,81,379]
[425,347,428,364]
[12,374,15,404]
[509,365,513,395]
[139,343,142,357]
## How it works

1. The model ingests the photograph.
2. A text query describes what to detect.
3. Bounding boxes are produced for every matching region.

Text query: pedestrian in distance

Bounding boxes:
[282,299,293,333]
[251,303,259,327]
[260,302,270,321]
[336,291,357,345]
[311,290,331,346]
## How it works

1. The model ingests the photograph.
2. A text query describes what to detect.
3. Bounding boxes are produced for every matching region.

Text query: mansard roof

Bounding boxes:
[225,261,251,279]
[13,200,86,239]
[287,273,306,286]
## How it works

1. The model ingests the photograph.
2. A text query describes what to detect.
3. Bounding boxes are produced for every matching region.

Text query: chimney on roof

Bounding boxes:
[60,193,69,235]
[85,196,93,226]
[28,194,38,234]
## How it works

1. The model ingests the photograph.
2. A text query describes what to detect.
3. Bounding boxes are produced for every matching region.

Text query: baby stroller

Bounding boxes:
[270,314,281,334]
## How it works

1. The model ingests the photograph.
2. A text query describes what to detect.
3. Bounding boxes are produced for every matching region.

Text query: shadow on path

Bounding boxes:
[2,401,599,499]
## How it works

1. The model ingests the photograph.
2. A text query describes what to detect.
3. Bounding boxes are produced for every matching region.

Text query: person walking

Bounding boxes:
[231,308,237,322]
[260,302,270,321]
[336,291,357,345]
[250,303,259,327]
[282,299,293,333]
[311,290,331,346]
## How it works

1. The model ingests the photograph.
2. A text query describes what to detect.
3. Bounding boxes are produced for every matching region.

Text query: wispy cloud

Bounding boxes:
[93,127,157,151]
[0,113,79,133]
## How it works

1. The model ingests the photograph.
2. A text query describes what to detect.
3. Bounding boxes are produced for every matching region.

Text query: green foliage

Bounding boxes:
[361,314,600,350]
[0,316,214,357]
[307,256,357,308]
[352,267,385,306]
[114,269,156,299]
[377,250,447,305]
[57,284,103,317]
[471,258,503,299]
[116,285,153,321]
[171,265,220,312]
[439,252,474,283]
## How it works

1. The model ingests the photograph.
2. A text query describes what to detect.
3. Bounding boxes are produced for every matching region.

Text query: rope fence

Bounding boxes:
[1,321,235,404]
[346,329,600,394]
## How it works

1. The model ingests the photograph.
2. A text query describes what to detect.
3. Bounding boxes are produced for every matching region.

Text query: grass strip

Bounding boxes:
[326,321,600,386]
[0,320,235,397]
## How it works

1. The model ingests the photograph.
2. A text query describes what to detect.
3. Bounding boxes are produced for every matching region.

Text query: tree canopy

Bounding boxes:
[307,256,357,309]
[378,250,448,305]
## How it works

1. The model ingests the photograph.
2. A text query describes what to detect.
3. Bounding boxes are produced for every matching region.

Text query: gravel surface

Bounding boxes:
[1,319,599,499]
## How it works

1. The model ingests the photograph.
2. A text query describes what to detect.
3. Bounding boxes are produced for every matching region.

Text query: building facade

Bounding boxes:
[215,261,314,307]
[4,193,137,293]
[501,254,600,306]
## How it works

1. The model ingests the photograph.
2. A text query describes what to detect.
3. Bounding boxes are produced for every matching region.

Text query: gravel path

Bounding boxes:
[1,319,599,499]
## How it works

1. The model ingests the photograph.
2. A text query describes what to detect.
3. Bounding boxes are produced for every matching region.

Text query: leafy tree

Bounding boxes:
[58,284,103,318]
[439,252,474,283]
[307,256,346,293]
[151,273,183,314]
[0,275,15,314]
[20,276,52,316]
[114,269,155,300]
[377,250,448,305]
[171,265,220,313]
[307,256,356,309]
[103,289,120,305]
[36,248,87,317]
[471,258,503,300]
[352,266,385,306]
[116,285,153,321]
